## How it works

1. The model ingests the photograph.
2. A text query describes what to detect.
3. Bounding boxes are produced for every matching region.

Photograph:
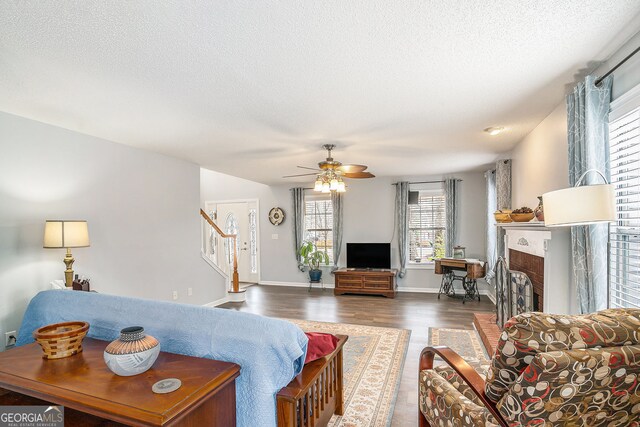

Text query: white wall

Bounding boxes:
[0,112,226,349]
[201,168,488,293]
[511,102,569,207]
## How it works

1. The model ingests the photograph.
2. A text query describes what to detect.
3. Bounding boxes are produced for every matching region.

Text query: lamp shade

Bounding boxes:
[542,184,615,227]
[44,220,90,248]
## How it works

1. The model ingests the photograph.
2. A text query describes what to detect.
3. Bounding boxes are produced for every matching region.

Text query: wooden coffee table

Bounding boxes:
[0,338,240,426]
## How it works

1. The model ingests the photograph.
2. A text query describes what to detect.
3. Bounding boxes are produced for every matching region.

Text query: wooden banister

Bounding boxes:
[200,209,240,293]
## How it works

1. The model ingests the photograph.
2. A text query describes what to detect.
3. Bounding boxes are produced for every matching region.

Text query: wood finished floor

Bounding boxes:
[220,285,496,426]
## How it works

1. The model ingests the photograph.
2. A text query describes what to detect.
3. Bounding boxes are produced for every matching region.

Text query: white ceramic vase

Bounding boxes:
[104,326,160,376]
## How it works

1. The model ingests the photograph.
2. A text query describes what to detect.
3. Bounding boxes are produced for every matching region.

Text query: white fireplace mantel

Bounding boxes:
[498,223,577,314]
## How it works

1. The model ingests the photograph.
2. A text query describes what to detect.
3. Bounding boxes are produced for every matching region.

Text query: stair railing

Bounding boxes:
[200,209,240,293]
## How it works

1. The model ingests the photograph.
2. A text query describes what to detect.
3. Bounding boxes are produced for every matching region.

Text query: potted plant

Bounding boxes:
[299,240,330,282]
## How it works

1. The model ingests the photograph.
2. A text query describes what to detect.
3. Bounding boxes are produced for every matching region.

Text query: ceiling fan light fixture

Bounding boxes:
[329,177,339,191]
[290,144,374,193]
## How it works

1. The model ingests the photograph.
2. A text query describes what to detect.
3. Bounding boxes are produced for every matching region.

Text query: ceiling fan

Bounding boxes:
[283,144,375,193]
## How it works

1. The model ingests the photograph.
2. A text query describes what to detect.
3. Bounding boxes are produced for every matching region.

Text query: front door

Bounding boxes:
[209,201,259,284]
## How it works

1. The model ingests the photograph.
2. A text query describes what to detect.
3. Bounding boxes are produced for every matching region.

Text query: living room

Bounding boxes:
[1,2,640,426]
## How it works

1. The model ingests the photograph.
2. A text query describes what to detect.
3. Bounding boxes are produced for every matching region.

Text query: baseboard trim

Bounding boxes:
[204,296,230,307]
[258,281,493,297]
[259,280,335,289]
[485,291,497,305]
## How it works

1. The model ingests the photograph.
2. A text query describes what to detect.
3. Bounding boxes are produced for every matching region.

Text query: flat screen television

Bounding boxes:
[346,243,391,269]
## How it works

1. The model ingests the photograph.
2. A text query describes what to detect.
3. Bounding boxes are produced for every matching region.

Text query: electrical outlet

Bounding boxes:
[272,234,279,240]
[5,331,16,348]
[172,291,178,300]
[188,287,193,296]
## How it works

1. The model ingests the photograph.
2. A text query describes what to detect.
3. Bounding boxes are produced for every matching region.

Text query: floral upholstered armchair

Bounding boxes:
[419,308,640,427]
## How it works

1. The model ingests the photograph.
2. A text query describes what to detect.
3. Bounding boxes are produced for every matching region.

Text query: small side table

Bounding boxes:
[0,338,240,426]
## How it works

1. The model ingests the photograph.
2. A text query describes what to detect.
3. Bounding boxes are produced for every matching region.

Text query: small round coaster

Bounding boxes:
[152,378,182,394]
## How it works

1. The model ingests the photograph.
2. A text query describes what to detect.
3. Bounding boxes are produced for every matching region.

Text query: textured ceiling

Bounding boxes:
[1,1,639,184]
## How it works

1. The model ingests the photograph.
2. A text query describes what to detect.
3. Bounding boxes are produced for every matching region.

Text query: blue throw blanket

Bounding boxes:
[17,291,308,427]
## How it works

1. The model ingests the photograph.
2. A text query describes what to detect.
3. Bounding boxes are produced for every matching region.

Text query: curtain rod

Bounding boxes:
[595,45,640,86]
[391,179,463,186]
[294,178,463,189]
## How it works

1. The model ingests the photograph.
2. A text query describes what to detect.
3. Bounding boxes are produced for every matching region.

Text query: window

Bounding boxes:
[609,105,640,309]
[304,197,333,263]
[408,190,446,263]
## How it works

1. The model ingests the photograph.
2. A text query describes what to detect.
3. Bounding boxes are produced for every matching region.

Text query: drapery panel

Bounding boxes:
[395,182,409,278]
[331,192,343,270]
[495,159,512,211]
[485,170,497,283]
[291,187,306,271]
[444,178,458,257]
[495,159,511,263]
[567,74,612,313]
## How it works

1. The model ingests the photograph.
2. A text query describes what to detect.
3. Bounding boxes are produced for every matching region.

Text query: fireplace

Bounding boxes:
[508,249,544,311]
[499,224,576,315]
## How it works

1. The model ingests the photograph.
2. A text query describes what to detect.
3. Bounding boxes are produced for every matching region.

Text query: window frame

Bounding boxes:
[607,82,640,310]
[303,194,334,265]
[407,188,447,266]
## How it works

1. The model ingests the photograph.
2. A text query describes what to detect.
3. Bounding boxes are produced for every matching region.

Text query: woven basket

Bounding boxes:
[33,321,90,359]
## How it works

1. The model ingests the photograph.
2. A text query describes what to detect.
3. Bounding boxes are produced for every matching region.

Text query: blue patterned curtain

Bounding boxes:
[495,159,511,263]
[495,160,511,211]
[291,187,305,271]
[444,178,459,257]
[485,170,497,283]
[567,75,612,313]
[395,182,409,278]
[331,192,343,270]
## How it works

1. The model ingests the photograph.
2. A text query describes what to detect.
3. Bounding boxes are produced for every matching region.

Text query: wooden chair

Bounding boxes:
[418,309,640,426]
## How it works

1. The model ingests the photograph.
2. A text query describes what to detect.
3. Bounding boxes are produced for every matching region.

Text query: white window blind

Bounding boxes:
[609,107,640,309]
[408,190,446,262]
[304,197,334,263]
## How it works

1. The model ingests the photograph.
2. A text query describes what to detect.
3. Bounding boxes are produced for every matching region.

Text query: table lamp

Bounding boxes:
[43,220,90,287]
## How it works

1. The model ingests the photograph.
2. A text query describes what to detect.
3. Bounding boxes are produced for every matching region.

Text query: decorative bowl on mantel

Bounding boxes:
[510,212,535,222]
[493,210,512,223]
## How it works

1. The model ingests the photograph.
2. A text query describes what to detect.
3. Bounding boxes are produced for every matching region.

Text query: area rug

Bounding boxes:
[287,319,410,427]
[427,327,490,375]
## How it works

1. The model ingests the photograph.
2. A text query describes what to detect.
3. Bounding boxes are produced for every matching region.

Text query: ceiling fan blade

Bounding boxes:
[297,166,321,171]
[342,172,375,179]
[282,172,319,178]
[338,164,368,173]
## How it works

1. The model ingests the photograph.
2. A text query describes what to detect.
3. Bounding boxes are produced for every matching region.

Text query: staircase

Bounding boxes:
[200,209,246,302]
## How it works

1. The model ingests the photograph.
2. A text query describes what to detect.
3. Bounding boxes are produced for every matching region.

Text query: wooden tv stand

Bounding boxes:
[334,268,397,298]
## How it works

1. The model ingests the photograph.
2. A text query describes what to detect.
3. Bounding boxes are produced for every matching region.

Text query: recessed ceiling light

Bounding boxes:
[484,126,504,136]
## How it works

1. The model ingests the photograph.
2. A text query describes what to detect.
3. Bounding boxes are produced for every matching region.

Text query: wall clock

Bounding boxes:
[268,207,285,225]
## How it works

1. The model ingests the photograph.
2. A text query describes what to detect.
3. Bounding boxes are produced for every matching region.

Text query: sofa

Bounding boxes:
[419,308,640,426]
[16,290,309,427]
